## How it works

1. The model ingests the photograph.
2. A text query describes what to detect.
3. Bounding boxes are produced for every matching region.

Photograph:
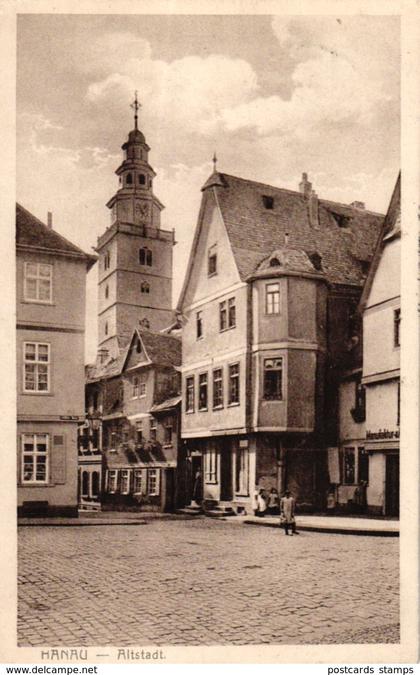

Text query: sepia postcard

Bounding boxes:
[0,0,419,667]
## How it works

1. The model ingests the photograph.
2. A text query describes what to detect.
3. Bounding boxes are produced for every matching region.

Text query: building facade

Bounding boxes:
[85,328,182,511]
[177,170,384,514]
[17,204,95,517]
[359,175,400,516]
[97,95,175,359]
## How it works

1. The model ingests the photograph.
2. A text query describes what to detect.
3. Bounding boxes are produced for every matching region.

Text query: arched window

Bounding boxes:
[139,247,152,266]
[141,281,150,294]
[126,173,133,185]
[270,257,281,267]
[91,472,100,498]
[105,284,109,299]
[139,174,146,185]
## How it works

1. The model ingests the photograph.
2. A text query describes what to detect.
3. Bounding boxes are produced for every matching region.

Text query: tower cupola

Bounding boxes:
[106,91,164,228]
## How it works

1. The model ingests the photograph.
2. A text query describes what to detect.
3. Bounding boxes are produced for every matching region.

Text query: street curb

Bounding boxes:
[18,520,149,527]
[243,519,399,537]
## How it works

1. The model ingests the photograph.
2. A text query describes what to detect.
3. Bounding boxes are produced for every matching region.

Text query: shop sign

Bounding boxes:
[366,429,399,440]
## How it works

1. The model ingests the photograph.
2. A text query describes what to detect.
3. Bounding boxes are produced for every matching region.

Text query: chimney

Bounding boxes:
[350,201,365,210]
[47,211,53,229]
[309,190,320,229]
[299,172,312,199]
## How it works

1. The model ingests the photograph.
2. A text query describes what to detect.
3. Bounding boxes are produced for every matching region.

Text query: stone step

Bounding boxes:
[176,507,203,516]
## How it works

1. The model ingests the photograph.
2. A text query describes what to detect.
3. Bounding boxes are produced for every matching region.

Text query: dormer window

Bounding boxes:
[331,211,350,228]
[126,173,133,185]
[269,257,281,267]
[263,195,274,209]
[308,252,322,271]
[208,245,217,276]
[139,174,146,185]
[139,247,152,266]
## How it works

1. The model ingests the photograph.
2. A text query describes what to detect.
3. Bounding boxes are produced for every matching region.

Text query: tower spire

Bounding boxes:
[130,91,141,130]
[212,151,218,173]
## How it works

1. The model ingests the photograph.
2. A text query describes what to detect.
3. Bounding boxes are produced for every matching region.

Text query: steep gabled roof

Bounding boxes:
[358,173,400,314]
[16,203,96,269]
[177,172,384,310]
[139,329,182,368]
[215,173,384,285]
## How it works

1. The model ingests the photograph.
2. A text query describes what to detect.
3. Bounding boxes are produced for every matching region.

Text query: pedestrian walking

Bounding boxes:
[267,487,279,515]
[280,489,298,535]
[192,468,203,505]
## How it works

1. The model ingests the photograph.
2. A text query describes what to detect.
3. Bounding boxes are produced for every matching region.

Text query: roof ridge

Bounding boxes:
[217,173,383,216]
[16,202,93,258]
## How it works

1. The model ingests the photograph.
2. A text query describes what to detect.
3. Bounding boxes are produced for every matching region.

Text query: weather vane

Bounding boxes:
[130,91,141,130]
[212,151,218,172]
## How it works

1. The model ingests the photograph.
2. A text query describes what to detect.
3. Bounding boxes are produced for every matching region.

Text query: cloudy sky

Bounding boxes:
[17,13,400,362]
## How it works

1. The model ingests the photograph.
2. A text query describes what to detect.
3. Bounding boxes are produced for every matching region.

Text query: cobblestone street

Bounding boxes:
[18,518,399,647]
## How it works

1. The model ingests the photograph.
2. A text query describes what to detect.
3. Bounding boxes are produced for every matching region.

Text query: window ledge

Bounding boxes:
[185,410,195,415]
[219,325,236,334]
[213,405,224,411]
[198,408,208,412]
[22,391,53,396]
[22,300,55,306]
[208,272,218,278]
[227,402,240,408]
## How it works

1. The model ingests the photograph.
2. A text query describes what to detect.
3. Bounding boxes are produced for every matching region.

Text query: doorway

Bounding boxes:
[385,453,399,517]
[220,440,233,501]
[188,454,203,504]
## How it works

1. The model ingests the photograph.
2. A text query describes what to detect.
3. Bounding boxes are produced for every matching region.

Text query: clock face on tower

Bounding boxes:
[135,201,149,219]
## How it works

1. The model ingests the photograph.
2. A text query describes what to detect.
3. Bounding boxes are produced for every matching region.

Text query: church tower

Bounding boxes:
[96,93,175,357]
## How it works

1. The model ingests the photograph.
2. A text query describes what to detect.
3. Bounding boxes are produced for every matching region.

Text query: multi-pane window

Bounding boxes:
[164,419,173,445]
[132,377,139,398]
[357,448,369,484]
[196,311,203,339]
[186,376,195,412]
[228,298,236,328]
[394,308,401,347]
[133,469,146,494]
[150,418,157,441]
[22,434,48,484]
[148,469,160,496]
[266,283,280,314]
[235,447,249,495]
[198,373,208,411]
[204,448,217,483]
[263,358,283,400]
[24,263,52,303]
[139,247,152,266]
[107,469,118,492]
[208,246,217,276]
[213,368,223,408]
[136,421,143,444]
[120,469,130,494]
[141,281,150,294]
[219,301,227,331]
[24,342,50,393]
[228,363,240,405]
[342,447,356,485]
[139,379,146,397]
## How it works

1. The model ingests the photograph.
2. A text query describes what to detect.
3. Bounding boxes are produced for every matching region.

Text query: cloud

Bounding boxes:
[86,46,259,136]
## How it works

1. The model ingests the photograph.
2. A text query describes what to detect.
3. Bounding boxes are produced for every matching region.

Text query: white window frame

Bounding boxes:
[228,297,236,328]
[148,468,160,496]
[198,372,208,411]
[150,418,157,441]
[266,282,280,315]
[139,379,146,398]
[132,376,139,398]
[24,262,53,304]
[136,421,143,444]
[120,469,131,495]
[213,368,224,409]
[107,469,118,493]
[133,468,146,495]
[21,433,49,484]
[186,376,195,413]
[204,448,217,484]
[228,362,240,406]
[23,342,50,393]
